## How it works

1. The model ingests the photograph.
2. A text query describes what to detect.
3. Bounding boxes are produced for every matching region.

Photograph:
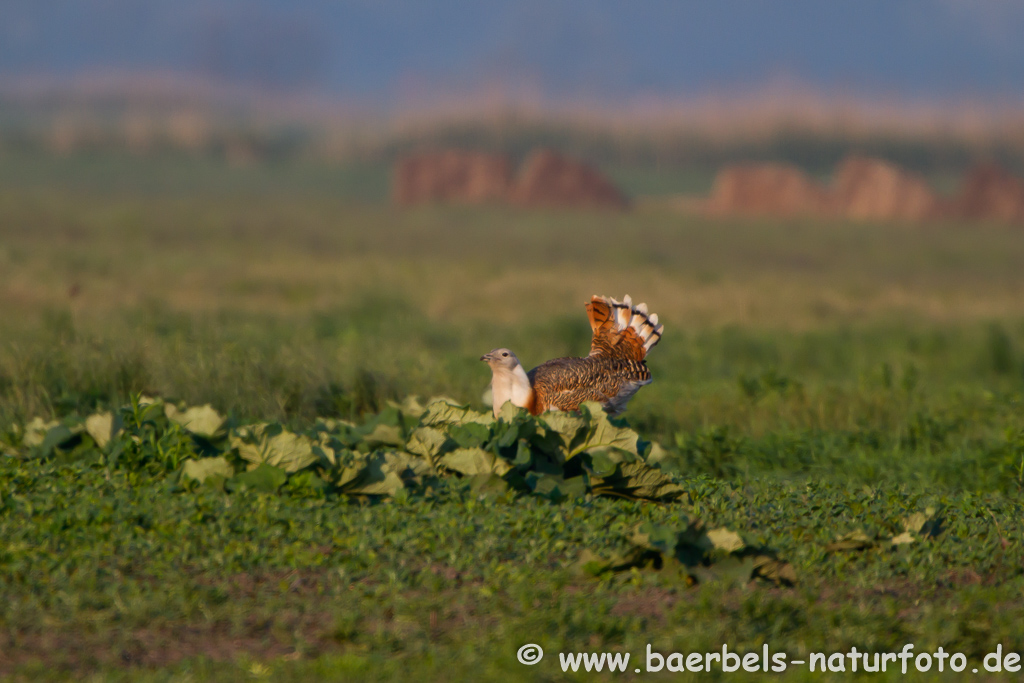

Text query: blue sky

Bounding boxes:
[3,1,1024,104]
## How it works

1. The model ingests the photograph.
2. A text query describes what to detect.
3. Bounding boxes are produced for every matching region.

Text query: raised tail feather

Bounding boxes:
[585,294,664,360]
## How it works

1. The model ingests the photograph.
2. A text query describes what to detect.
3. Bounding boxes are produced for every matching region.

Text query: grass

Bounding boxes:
[0,151,392,202]
[2,153,1024,680]
[3,457,1023,681]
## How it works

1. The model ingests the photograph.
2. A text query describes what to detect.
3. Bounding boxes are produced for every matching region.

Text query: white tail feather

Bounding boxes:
[595,294,664,356]
[615,299,631,328]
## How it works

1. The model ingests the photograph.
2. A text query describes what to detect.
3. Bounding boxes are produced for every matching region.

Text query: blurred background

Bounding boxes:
[2,0,1024,441]
[4,0,1024,189]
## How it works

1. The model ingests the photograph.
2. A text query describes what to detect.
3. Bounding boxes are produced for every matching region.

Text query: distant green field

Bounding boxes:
[0,150,966,200]
[2,155,1024,680]
[0,151,715,200]
[0,151,393,202]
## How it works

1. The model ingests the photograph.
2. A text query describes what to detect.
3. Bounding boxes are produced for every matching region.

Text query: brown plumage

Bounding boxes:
[480,295,663,417]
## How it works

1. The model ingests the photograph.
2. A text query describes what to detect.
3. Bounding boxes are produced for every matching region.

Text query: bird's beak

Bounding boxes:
[480,354,490,362]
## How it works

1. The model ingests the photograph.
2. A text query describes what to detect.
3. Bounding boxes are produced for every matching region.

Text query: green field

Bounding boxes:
[2,155,1024,681]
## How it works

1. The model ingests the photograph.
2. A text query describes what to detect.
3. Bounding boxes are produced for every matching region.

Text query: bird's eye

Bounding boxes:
[502,352,508,357]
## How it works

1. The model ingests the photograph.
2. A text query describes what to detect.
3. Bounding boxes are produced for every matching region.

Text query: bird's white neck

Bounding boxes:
[490,363,533,416]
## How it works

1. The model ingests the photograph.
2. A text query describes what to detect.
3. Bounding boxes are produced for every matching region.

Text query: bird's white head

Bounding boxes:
[480,348,533,416]
[480,347,521,371]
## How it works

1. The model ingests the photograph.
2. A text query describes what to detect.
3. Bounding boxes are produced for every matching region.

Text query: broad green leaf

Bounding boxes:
[891,507,944,545]
[643,441,681,471]
[903,512,928,533]
[890,531,915,546]
[231,424,318,473]
[38,425,76,456]
[346,470,404,496]
[367,405,403,425]
[85,412,123,449]
[495,417,535,449]
[420,399,494,426]
[525,424,565,461]
[341,451,429,496]
[468,472,510,497]
[23,417,85,456]
[826,530,876,552]
[903,507,944,538]
[705,527,746,553]
[22,417,60,447]
[182,457,234,484]
[287,470,329,493]
[573,403,641,456]
[388,449,434,479]
[528,472,587,502]
[405,427,451,463]
[540,411,587,450]
[311,434,346,468]
[586,445,634,464]
[591,459,685,501]
[631,522,680,555]
[512,439,532,467]
[441,447,512,476]
[752,556,797,586]
[498,401,525,422]
[328,452,371,489]
[314,417,357,433]
[586,449,619,478]
[447,422,491,448]
[227,463,288,493]
[362,423,406,448]
[168,404,224,438]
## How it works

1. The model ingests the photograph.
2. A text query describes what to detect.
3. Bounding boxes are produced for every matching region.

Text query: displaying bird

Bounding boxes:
[481,295,663,417]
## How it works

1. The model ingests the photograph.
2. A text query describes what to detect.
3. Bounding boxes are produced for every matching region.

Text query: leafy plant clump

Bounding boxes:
[578,519,796,587]
[1,395,684,502]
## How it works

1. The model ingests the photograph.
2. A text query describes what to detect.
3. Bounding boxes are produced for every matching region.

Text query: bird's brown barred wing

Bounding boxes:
[586,295,663,361]
[528,356,652,416]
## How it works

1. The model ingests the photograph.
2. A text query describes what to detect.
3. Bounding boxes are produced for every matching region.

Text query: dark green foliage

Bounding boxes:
[1,396,680,505]
[2,430,1023,680]
[986,322,1016,375]
[673,427,745,480]
[310,371,396,421]
[579,519,796,587]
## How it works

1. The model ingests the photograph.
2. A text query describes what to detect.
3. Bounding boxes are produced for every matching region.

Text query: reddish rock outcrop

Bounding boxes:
[393,148,628,210]
[392,150,512,206]
[831,155,940,221]
[953,163,1024,223]
[706,163,831,217]
[508,149,629,210]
